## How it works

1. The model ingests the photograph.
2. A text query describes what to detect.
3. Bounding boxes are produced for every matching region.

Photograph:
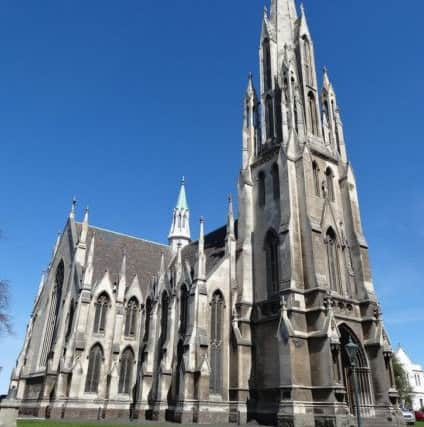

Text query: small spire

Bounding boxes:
[176,177,189,210]
[69,196,77,219]
[196,217,206,281]
[79,206,89,245]
[323,66,331,89]
[199,216,205,254]
[227,194,235,240]
[300,3,305,17]
[169,178,191,251]
[159,252,165,275]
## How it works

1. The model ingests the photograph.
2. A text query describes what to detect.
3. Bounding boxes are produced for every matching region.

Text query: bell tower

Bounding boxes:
[237,1,400,425]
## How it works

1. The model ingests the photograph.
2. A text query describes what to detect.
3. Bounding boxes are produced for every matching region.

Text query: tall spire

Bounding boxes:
[196,217,206,281]
[270,0,298,47]
[168,177,191,252]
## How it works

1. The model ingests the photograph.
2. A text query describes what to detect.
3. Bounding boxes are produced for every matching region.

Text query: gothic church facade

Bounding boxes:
[9,1,403,426]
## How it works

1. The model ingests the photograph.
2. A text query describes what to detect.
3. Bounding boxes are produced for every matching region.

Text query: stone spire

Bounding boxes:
[168,177,191,252]
[270,0,298,47]
[226,194,235,241]
[196,217,206,281]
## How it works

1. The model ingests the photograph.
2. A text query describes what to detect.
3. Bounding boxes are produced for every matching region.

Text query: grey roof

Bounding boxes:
[76,223,173,295]
[181,222,237,276]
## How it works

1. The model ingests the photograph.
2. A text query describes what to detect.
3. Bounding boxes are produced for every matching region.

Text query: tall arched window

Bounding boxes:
[85,344,103,393]
[65,300,75,342]
[93,293,109,334]
[325,228,341,293]
[258,171,266,207]
[180,285,189,337]
[118,347,134,394]
[265,230,280,295]
[303,37,313,86]
[266,95,274,140]
[159,292,169,349]
[143,298,152,342]
[326,167,335,201]
[124,297,139,338]
[308,91,318,136]
[40,259,65,366]
[272,164,280,201]
[263,39,272,91]
[274,85,283,142]
[210,291,224,395]
[312,161,320,196]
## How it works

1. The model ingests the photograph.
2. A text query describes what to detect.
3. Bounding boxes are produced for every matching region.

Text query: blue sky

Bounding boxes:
[0,0,423,393]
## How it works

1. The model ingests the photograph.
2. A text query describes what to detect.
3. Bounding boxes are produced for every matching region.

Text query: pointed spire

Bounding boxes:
[270,0,298,46]
[79,207,89,245]
[117,250,127,302]
[196,217,206,281]
[176,177,188,210]
[246,73,257,100]
[52,232,62,258]
[226,194,235,240]
[169,178,191,252]
[83,233,95,289]
[323,66,331,90]
[69,196,77,220]
[159,252,166,276]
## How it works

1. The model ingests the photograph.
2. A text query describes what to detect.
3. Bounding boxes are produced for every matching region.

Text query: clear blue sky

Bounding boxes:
[0,0,423,394]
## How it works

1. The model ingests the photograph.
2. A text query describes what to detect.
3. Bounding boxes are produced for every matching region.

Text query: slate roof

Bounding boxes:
[181,222,237,276]
[76,223,173,294]
[74,220,234,295]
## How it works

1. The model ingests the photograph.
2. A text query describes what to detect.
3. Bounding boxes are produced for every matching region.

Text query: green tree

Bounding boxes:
[393,355,413,407]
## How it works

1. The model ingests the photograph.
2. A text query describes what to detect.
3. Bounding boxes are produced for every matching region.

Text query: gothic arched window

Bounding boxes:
[65,300,75,342]
[40,259,65,367]
[274,84,283,141]
[180,285,189,337]
[93,293,109,334]
[266,95,274,140]
[325,228,341,293]
[265,230,280,295]
[303,37,313,86]
[263,38,272,91]
[308,91,318,136]
[118,347,134,394]
[160,292,169,348]
[258,171,266,207]
[326,167,335,201]
[312,161,320,197]
[124,297,139,338]
[85,344,103,393]
[143,298,152,342]
[272,163,280,201]
[210,291,224,395]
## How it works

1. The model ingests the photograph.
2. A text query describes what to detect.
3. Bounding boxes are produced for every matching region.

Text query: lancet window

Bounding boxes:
[272,163,280,201]
[326,167,335,201]
[312,161,320,196]
[93,293,109,334]
[258,171,266,207]
[85,344,103,393]
[325,228,341,293]
[124,297,139,338]
[118,347,134,394]
[263,38,272,91]
[265,230,280,295]
[210,291,224,395]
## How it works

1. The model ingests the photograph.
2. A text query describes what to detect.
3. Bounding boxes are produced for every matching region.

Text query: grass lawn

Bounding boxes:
[18,421,147,427]
[17,420,424,427]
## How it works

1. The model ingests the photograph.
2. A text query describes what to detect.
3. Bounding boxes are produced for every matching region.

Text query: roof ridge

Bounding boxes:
[76,222,170,249]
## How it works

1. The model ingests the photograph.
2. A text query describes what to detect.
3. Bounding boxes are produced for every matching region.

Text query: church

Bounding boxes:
[8,1,404,426]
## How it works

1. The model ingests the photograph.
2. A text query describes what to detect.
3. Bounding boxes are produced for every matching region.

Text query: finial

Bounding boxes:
[69,196,77,219]
[300,3,305,16]
[181,176,185,185]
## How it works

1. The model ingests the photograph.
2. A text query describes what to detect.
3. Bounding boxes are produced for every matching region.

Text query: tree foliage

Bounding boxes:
[0,279,12,335]
[393,355,413,407]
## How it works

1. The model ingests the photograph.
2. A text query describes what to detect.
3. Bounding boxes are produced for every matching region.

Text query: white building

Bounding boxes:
[396,347,424,410]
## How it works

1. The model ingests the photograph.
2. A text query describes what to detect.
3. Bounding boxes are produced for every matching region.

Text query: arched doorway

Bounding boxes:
[339,325,375,417]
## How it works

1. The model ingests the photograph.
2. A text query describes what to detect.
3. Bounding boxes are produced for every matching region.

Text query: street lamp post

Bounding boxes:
[345,337,362,427]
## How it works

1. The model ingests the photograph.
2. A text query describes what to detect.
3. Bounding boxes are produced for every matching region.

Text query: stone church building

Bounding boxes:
[8,1,403,426]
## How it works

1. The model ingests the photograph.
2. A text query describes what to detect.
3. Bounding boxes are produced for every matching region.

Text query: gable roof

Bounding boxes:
[76,223,173,294]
